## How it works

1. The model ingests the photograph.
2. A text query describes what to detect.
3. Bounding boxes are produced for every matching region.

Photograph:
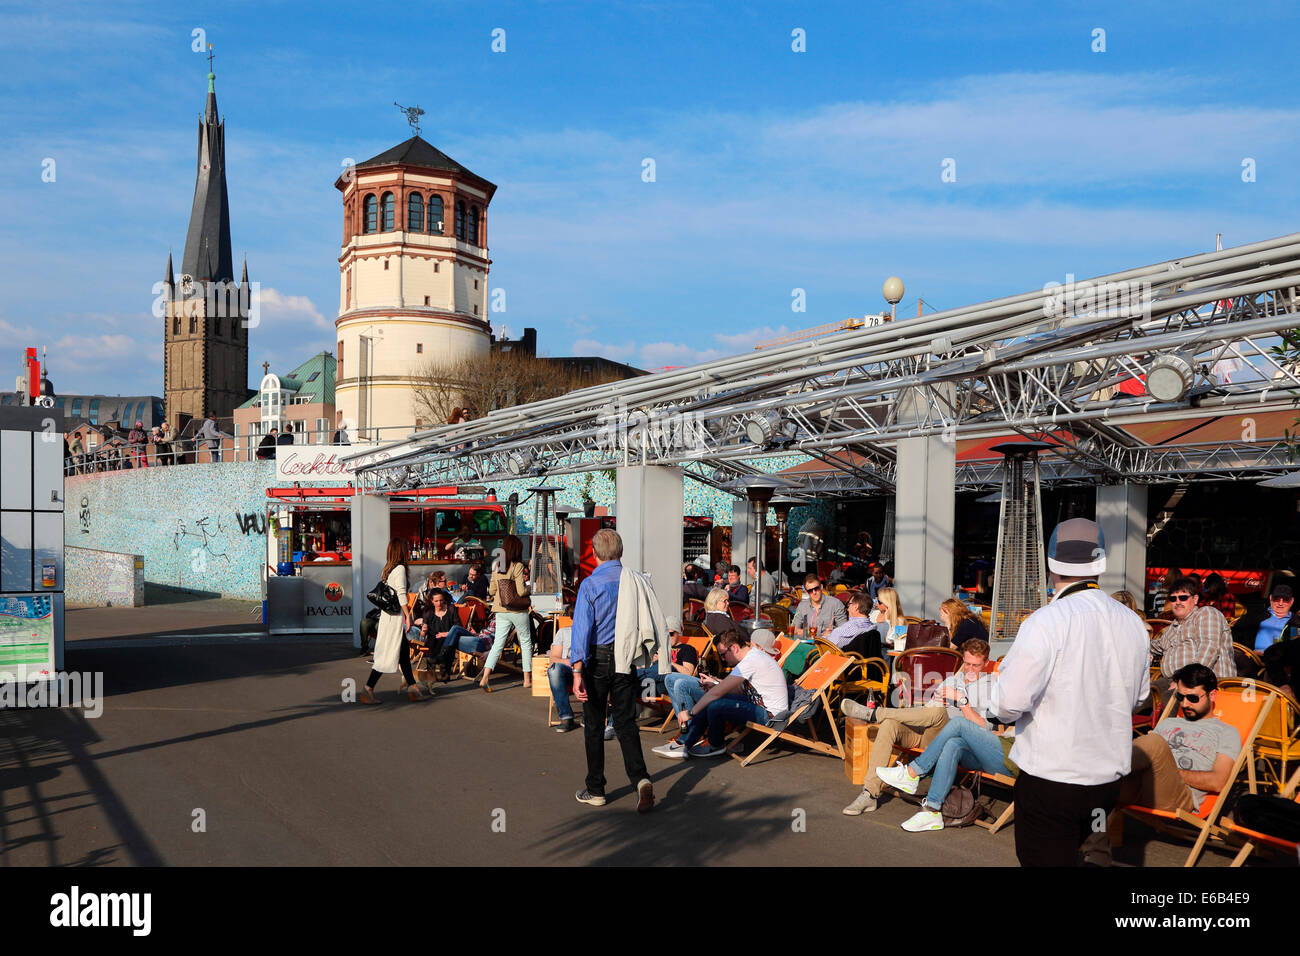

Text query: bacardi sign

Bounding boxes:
[275,445,358,482]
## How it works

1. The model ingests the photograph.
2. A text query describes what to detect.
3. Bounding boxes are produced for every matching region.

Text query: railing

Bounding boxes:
[63,425,423,476]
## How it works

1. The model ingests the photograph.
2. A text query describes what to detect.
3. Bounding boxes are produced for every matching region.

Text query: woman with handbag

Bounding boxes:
[480,534,533,692]
[360,538,432,704]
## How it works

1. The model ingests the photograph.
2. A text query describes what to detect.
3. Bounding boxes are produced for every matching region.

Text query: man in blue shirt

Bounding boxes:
[571,529,654,813]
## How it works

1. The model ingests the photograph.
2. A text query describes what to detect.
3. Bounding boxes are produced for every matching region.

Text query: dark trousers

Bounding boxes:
[366,637,415,689]
[582,645,648,796]
[1013,771,1121,867]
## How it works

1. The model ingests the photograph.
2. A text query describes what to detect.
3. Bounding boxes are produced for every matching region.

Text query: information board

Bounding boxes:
[0,594,54,681]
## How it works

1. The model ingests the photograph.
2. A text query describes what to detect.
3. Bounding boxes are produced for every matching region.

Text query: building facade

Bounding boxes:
[233,352,337,458]
[333,136,495,440]
[162,65,251,432]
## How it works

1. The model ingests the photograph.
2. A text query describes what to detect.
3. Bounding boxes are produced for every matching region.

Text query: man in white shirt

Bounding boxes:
[989,518,1150,867]
[840,639,996,814]
[674,630,789,759]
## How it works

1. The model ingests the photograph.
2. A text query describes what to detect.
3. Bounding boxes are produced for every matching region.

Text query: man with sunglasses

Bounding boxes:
[789,574,846,640]
[823,592,883,657]
[1083,663,1239,864]
[1151,574,1236,700]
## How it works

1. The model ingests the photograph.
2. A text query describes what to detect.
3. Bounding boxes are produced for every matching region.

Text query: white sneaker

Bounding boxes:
[652,740,687,760]
[877,763,920,795]
[842,791,878,815]
[900,808,944,832]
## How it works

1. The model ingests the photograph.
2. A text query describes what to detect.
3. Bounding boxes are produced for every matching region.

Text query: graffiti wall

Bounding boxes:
[66,462,276,600]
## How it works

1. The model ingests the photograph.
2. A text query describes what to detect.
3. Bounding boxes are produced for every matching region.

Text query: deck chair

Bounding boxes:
[683,598,706,623]
[637,634,715,734]
[541,616,576,725]
[1231,643,1264,680]
[835,590,857,606]
[1224,765,1300,867]
[1112,686,1278,867]
[1218,678,1299,792]
[458,596,489,630]
[730,601,754,622]
[1147,619,1170,638]
[729,652,855,767]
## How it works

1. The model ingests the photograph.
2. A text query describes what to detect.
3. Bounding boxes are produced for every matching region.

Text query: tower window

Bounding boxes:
[407,192,424,232]
[423,296,430,305]
[338,340,344,380]
[381,192,395,231]
[383,259,389,271]
[434,262,439,273]
[363,194,378,233]
[190,315,198,334]
[473,279,478,290]
[215,317,222,337]
[473,305,479,315]
[173,317,180,335]
[468,205,480,246]
[416,343,423,354]
[427,195,443,234]
[455,200,466,240]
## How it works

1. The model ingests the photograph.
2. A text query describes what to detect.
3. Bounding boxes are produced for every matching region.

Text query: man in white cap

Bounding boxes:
[988,517,1150,866]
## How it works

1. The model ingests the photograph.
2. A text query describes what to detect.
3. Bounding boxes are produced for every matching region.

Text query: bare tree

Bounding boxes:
[411,351,629,424]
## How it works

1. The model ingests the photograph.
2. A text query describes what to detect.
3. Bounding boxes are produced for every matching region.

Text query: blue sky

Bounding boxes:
[3,0,1300,395]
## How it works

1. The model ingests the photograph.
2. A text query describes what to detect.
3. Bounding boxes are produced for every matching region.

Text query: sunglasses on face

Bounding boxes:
[1168,594,1194,603]
[1271,596,1292,603]
[1175,691,1206,704]
[806,586,821,594]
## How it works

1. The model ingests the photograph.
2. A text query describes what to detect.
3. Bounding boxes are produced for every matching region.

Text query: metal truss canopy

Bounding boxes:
[346,232,1300,498]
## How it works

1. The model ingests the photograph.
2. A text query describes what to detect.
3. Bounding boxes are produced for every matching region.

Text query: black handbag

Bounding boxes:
[367,580,401,615]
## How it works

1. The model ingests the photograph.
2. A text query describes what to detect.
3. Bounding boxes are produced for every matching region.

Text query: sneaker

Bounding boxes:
[687,742,727,758]
[840,698,877,722]
[575,788,606,807]
[636,778,655,814]
[554,718,578,734]
[900,808,944,832]
[603,724,617,741]
[842,791,878,815]
[877,763,919,795]
[652,739,687,759]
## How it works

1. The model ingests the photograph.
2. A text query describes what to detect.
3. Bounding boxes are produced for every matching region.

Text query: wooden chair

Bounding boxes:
[458,596,489,631]
[1224,765,1300,867]
[729,652,856,767]
[730,601,754,622]
[835,590,856,606]
[683,598,706,623]
[1218,677,1299,792]
[892,647,962,707]
[1147,618,1170,638]
[1232,643,1264,680]
[1111,686,1278,867]
[762,603,791,635]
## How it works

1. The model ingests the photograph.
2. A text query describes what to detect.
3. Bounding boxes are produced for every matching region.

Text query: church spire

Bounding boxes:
[181,53,233,284]
[165,250,174,285]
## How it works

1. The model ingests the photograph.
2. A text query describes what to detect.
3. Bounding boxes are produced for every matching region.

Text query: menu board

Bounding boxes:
[0,594,54,681]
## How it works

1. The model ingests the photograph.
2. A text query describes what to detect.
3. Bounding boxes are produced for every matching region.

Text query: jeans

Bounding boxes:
[549,662,575,720]
[634,665,667,701]
[486,610,532,673]
[435,625,485,667]
[680,694,771,749]
[581,645,648,795]
[664,672,705,720]
[909,716,1008,811]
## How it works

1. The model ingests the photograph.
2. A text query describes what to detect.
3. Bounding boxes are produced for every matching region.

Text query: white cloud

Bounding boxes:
[256,287,329,330]
[571,338,637,362]
[713,326,790,351]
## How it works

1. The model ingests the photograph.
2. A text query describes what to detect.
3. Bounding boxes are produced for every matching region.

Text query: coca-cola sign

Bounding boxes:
[275,445,358,482]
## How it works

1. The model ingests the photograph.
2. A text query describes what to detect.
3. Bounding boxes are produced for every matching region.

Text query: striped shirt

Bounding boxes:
[1151,605,1237,679]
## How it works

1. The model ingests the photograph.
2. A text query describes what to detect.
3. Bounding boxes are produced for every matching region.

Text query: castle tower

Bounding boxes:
[333,135,495,440]
[163,60,250,431]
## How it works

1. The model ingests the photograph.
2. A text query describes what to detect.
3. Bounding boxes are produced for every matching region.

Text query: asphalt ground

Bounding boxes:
[0,613,1258,867]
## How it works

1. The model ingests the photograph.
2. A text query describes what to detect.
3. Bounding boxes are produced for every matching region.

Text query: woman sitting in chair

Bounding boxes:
[940,598,988,646]
[702,587,742,642]
[869,587,908,652]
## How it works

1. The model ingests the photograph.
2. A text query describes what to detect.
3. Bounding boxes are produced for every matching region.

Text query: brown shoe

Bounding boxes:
[636,778,655,814]
[358,686,380,705]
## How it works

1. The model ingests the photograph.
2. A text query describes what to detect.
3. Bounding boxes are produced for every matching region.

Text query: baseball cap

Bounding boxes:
[749,627,778,655]
[1046,517,1106,576]
[1270,583,1294,600]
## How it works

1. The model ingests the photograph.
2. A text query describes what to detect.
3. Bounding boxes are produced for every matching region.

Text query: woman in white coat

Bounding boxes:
[359,538,433,704]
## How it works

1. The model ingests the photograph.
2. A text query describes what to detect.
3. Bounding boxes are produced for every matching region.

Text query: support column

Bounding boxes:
[1097,482,1148,599]
[730,499,753,575]
[615,465,684,623]
[350,492,390,650]
[894,435,956,620]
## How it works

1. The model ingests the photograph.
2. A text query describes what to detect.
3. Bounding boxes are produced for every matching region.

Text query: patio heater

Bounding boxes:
[988,441,1050,651]
[769,495,801,597]
[734,476,798,624]
[526,485,565,614]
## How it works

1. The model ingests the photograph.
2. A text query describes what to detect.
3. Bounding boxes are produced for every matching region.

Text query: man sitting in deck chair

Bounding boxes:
[823,592,883,657]
[658,630,789,760]
[840,639,997,815]
[1082,663,1240,864]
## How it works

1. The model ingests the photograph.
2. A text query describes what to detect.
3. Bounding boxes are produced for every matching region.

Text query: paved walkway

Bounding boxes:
[0,610,1254,866]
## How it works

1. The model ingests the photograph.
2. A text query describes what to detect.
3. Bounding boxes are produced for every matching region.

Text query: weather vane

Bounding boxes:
[394,101,424,135]
[207,42,214,73]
